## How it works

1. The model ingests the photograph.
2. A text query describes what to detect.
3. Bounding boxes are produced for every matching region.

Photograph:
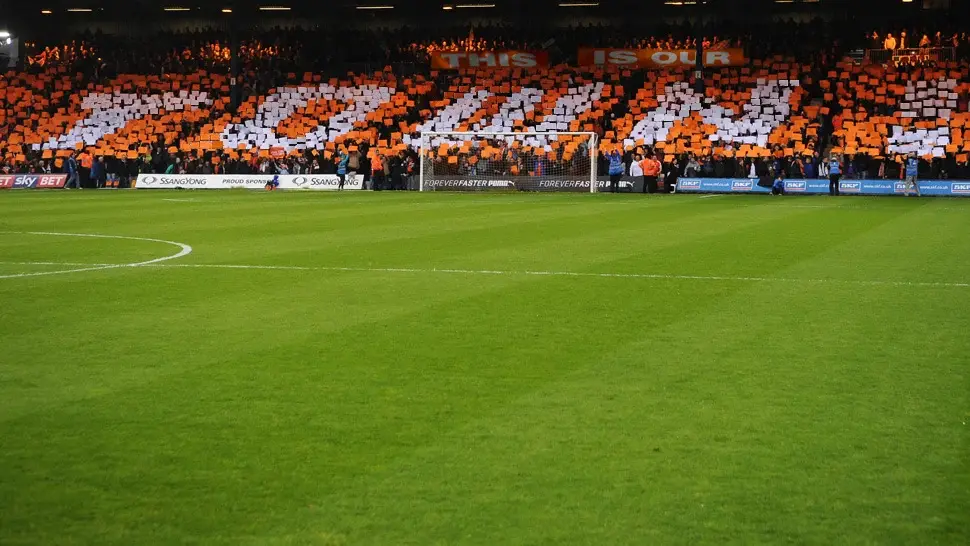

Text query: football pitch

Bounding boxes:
[1,190,968,545]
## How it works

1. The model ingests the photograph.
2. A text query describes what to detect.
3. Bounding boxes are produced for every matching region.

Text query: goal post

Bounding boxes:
[418,131,599,192]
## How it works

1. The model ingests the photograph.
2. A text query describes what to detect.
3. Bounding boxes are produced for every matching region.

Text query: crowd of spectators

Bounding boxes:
[871,30,968,52]
[17,20,850,74]
[3,18,970,186]
[19,18,970,80]
[620,149,970,186]
[7,141,968,190]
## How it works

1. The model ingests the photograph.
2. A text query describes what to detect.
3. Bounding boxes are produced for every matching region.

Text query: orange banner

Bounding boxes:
[577,48,745,69]
[430,51,550,70]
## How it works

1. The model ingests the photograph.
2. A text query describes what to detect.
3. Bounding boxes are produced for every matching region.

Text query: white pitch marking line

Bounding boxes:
[774,204,846,209]
[1,260,967,288]
[0,232,192,279]
[698,194,723,199]
[0,261,118,267]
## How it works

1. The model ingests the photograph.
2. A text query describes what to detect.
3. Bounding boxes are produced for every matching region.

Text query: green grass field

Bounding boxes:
[1,190,968,545]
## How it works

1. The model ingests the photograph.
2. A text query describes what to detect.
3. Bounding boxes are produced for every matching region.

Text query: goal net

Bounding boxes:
[418,132,599,192]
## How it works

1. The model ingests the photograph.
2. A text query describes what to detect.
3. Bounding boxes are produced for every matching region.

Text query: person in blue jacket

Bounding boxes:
[828,153,842,196]
[336,149,350,190]
[771,171,786,195]
[606,148,624,193]
[801,155,816,179]
[65,152,80,189]
[265,174,280,191]
[904,153,921,197]
[90,156,106,189]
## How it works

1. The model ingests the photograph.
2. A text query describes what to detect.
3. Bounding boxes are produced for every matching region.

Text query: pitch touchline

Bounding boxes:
[1,260,967,288]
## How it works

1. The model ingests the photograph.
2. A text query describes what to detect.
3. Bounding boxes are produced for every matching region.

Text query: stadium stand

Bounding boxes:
[3,19,970,186]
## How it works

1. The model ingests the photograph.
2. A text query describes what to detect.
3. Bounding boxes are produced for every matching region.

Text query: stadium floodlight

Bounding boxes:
[0,31,9,38]
[41,9,53,14]
[163,7,192,11]
[417,131,599,193]
[66,8,93,12]
[455,3,496,7]
[221,8,233,12]
[259,5,291,10]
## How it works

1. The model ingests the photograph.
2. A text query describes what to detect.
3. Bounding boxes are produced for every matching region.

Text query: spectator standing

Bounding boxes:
[391,151,407,190]
[756,157,771,187]
[79,151,93,189]
[347,146,361,186]
[606,148,624,193]
[641,152,662,194]
[663,156,678,193]
[747,159,757,179]
[828,153,842,196]
[714,156,727,178]
[629,152,643,190]
[336,149,349,190]
[66,152,80,189]
[884,33,897,50]
[905,152,921,197]
[857,154,871,179]
[802,155,817,179]
[373,154,386,190]
[361,152,373,190]
[91,156,106,189]
[125,158,139,188]
[405,152,417,191]
[684,155,701,177]
[702,156,715,177]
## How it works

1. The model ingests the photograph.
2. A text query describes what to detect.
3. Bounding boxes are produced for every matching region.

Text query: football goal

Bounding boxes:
[417,131,599,192]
